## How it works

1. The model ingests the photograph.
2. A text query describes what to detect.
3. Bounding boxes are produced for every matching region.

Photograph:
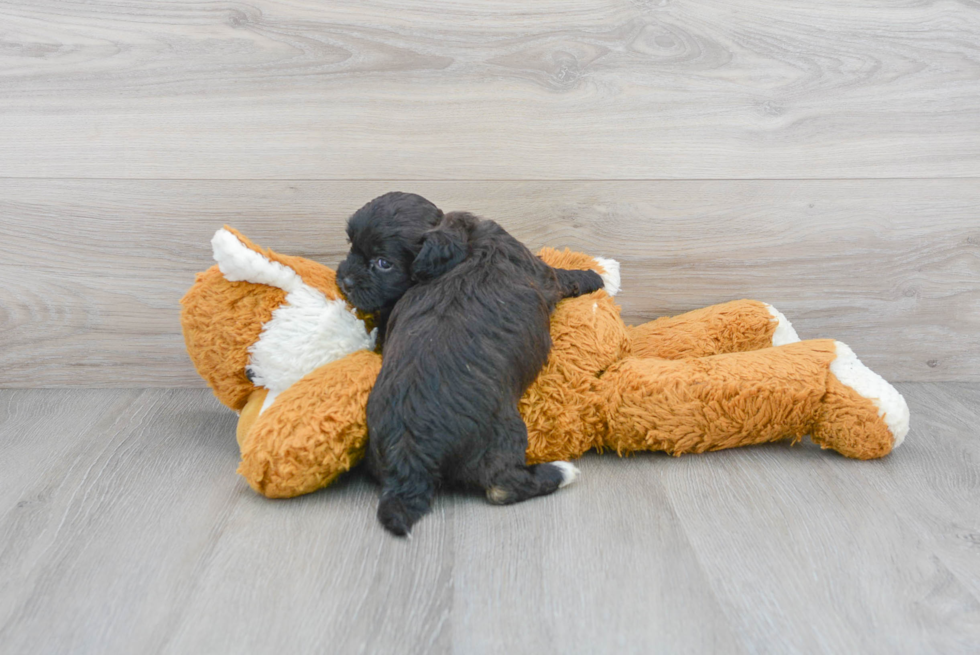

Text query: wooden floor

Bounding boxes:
[2,2,979,653]
[1,383,978,654]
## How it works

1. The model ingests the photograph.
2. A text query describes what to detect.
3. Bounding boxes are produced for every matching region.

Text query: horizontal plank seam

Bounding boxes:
[1,177,980,183]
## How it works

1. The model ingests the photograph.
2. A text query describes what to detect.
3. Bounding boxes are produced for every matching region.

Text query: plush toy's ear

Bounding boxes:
[411,212,471,282]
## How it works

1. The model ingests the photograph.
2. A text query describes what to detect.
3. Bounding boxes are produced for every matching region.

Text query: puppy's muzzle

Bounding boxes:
[336,260,355,296]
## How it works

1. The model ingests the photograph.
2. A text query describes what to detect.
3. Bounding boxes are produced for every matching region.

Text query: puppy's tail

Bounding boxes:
[377,485,434,537]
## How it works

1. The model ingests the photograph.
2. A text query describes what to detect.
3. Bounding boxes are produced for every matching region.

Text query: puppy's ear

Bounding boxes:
[411,216,469,282]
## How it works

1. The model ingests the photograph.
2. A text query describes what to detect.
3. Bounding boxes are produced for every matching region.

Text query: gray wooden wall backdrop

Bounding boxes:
[1,0,978,386]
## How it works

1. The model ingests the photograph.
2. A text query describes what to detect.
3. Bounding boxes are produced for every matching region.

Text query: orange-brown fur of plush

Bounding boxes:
[182,232,899,498]
[237,350,383,498]
[520,292,630,464]
[812,373,896,460]
[628,300,777,360]
[601,340,837,455]
[237,388,269,448]
[181,266,285,410]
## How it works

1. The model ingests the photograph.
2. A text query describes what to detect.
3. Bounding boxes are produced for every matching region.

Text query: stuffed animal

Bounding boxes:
[181,227,910,499]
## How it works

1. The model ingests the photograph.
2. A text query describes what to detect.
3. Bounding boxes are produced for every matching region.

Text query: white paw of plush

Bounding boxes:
[764,303,801,346]
[594,257,621,296]
[831,341,911,447]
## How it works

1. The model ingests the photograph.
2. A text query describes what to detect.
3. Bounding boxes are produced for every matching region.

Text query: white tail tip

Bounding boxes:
[552,461,581,488]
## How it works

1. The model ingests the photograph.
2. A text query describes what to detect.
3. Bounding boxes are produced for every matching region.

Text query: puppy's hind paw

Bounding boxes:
[551,461,580,488]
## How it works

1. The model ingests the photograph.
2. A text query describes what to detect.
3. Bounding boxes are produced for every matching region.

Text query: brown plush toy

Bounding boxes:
[181,227,910,499]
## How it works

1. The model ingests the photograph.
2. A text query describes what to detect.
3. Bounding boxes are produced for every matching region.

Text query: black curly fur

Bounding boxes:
[338,192,603,536]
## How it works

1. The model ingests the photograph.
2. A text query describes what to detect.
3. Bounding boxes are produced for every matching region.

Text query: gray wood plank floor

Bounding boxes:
[2,384,977,654]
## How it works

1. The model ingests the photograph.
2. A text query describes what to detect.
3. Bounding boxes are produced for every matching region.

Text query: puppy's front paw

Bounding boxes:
[582,270,604,296]
[558,269,605,299]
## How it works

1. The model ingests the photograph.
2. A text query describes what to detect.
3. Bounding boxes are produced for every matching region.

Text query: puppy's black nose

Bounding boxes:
[339,276,354,294]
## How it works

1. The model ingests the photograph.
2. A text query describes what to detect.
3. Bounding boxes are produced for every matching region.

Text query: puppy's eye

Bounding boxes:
[374,257,393,271]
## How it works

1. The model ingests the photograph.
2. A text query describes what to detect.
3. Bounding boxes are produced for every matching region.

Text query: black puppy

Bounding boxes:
[337,192,604,536]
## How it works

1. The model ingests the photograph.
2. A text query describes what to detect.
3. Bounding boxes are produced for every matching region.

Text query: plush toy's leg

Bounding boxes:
[627,299,800,360]
[811,341,910,457]
[601,339,908,459]
[237,350,382,498]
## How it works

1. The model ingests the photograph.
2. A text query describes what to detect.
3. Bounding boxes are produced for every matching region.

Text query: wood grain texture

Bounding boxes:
[1,0,979,179]
[866,383,980,606]
[1,179,977,386]
[1,385,978,654]
[0,389,243,654]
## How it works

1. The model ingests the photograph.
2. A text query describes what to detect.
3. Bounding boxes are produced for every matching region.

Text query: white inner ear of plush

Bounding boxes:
[594,257,621,296]
[831,341,911,448]
[211,229,376,411]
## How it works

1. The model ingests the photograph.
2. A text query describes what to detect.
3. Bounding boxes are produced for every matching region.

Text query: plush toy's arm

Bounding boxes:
[627,299,800,360]
[533,247,797,360]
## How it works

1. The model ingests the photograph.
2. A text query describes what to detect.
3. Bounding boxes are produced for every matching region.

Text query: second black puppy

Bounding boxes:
[337,192,605,536]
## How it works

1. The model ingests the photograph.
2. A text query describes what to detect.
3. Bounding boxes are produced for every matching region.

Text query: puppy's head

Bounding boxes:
[338,192,469,313]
